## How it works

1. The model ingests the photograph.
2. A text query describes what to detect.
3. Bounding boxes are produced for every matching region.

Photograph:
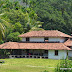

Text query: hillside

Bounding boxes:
[9,0,72,34]
[33,0,72,34]
[0,0,72,43]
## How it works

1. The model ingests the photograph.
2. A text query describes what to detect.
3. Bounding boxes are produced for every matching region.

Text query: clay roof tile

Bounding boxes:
[0,42,71,50]
[19,30,71,38]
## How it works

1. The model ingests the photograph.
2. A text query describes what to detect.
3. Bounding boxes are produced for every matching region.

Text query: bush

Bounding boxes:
[0,49,10,58]
[7,32,21,42]
[55,58,72,72]
[0,40,4,44]
[68,57,72,60]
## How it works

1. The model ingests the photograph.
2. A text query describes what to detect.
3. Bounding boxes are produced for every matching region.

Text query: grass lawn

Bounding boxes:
[0,58,60,72]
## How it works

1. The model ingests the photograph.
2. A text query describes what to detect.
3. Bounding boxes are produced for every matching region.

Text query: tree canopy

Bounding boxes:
[0,0,72,43]
[32,0,72,34]
[0,0,43,42]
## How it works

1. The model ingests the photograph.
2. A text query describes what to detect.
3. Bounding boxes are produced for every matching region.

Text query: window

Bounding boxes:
[55,50,58,56]
[44,50,48,53]
[26,37,29,41]
[65,38,68,41]
[70,38,72,40]
[44,37,49,42]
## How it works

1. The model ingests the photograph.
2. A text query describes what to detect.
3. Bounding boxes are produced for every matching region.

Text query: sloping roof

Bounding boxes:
[19,30,71,38]
[64,39,72,46]
[0,42,71,50]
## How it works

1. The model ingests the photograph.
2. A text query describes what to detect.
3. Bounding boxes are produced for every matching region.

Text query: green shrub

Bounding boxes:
[55,58,72,72]
[69,57,72,60]
[7,32,21,42]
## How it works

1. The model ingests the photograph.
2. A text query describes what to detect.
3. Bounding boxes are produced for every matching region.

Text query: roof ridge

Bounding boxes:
[0,42,71,50]
[55,30,61,36]
[19,30,71,38]
[57,30,70,37]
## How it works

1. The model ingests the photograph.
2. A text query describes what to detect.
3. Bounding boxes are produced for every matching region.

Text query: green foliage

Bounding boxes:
[33,0,72,34]
[7,32,21,42]
[0,40,4,44]
[0,49,10,58]
[13,22,23,33]
[55,58,72,72]
[29,27,44,31]
[0,0,43,41]
[0,17,11,40]
[2,10,27,26]
[1,0,72,42]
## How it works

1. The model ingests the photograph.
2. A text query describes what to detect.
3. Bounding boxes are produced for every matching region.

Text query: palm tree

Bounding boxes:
[0,22,5,40]
[0,17,10,40]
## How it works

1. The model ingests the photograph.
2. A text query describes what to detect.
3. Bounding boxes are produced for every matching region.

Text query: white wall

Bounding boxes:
[30,37,44,42]
[60,38,65,43]
[48,50,67,59]
[49,37,65,43]
[22,37,44,42]
[22,49,67,59]
[68,51,72,57]
[21,37,65,43]
[22,38,26,42]
[49,37,60,42]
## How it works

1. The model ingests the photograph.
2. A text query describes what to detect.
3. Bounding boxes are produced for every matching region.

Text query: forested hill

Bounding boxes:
[0,0,72,43]
[33,0,72,34]
[11,0,72,34]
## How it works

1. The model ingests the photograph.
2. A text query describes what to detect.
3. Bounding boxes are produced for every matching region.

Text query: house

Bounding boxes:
[64,38,72,57]
[0,30,71,59]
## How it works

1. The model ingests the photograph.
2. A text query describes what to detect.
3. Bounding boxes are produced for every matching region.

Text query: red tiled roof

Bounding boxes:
[19,30,71,38]
[0,42,71,50]
[64,39,72,46]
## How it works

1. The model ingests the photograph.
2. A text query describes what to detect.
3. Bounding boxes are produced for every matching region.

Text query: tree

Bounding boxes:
[29,27,44,31]
[6,32,21,42]
[32,0,72,34]
[13,22,23,34]
[0,17,11,40]
[0,22,5,40]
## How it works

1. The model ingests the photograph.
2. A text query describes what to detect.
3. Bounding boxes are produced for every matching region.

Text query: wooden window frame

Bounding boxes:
[44,50,48,53]
[44,37,49,42]
[55,50,58,56]
[26,37,30,42]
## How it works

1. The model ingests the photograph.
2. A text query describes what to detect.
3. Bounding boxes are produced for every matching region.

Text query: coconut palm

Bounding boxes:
[0,17,10,40]
[0,22,5,40]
